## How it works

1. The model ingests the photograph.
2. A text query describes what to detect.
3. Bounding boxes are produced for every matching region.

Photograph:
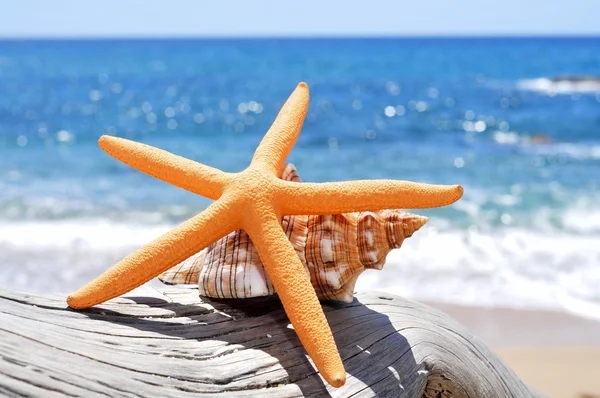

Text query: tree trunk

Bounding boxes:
[0,287,543,397]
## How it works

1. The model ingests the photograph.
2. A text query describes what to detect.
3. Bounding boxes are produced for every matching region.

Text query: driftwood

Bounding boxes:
[0,287,542,397]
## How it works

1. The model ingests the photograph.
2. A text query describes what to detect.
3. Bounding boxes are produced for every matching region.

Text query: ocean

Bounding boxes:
[0,38,599,319]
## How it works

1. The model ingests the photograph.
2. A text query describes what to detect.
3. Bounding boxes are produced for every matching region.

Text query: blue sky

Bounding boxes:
[0,0,598,37]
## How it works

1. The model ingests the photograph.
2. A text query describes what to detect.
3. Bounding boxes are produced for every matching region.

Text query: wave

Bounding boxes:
[356,228,600,321]
[524,142,600,161]
[517,75,600,94]
[1,219,599,321]
[491,131,600,161]
[0,219,172,249]
[0,220,173,295]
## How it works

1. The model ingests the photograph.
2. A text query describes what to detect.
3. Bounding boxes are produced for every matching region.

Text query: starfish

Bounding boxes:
[67,82,463,387]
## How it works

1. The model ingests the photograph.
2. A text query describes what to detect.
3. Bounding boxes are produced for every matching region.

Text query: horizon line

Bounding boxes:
[1,33,599,41]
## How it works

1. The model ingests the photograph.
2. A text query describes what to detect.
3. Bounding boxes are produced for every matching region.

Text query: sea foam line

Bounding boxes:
[517,77,600,94]
[2,219,599,320]
[355,228,600,320]
[0,220,172,249]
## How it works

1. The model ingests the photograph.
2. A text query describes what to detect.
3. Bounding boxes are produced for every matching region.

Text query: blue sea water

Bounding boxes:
[0,38,599,317]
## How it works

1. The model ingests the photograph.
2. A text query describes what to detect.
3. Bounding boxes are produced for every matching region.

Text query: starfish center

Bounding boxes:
[231,168,279,204]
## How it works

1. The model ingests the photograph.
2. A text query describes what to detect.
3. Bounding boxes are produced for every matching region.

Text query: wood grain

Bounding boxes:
[0,287,542,397]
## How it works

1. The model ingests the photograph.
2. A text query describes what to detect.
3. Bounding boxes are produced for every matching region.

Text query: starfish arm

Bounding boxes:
[99,135,232,200]
[278,179,464,215]
[244,212,346,387]
[250,83,309,175]
[67,200,239,309]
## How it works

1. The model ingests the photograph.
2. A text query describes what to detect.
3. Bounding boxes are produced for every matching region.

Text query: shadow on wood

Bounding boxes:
[0,287,542,397]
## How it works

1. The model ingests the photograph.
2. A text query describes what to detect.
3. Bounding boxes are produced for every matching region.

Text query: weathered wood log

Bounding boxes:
[0,287,542,397]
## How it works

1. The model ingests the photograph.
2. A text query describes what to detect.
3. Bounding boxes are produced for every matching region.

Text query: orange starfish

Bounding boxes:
[67,82,463,387]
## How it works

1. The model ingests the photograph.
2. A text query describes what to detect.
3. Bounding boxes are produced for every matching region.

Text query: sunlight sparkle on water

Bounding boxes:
[16,135,27,147]
[164,107,176,118]
[384,106,395,117]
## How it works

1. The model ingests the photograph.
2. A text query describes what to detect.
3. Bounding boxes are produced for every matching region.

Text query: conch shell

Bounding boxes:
[159,163,428,303]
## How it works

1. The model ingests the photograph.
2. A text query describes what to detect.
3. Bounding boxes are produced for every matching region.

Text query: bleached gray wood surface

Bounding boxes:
[0,287,542,397]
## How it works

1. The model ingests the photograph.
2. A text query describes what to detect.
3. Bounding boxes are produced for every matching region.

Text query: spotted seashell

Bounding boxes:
[159,163,428,303]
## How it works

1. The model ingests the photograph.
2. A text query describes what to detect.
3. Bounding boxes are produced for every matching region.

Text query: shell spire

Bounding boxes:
[159,163,428,303]
[358,209,428,271]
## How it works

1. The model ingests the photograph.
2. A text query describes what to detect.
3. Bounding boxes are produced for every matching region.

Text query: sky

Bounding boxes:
[0,0,598,38]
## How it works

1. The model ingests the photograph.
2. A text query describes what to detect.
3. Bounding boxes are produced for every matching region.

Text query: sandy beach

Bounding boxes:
[497,347,600,398]
[427,301,600,398]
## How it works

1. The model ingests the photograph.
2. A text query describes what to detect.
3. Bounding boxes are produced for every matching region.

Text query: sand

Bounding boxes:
[426,301,600,398]
[497,347,600,398]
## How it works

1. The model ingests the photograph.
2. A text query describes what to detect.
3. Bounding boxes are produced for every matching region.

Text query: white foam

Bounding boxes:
[2,218,600,320]
[517,77,600,94]
[561,205,600,234]
[528,142,600,160]
[355,228,600,319]
[489,131,600,161]
[0,219,172,249]
[492,131,520,145]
